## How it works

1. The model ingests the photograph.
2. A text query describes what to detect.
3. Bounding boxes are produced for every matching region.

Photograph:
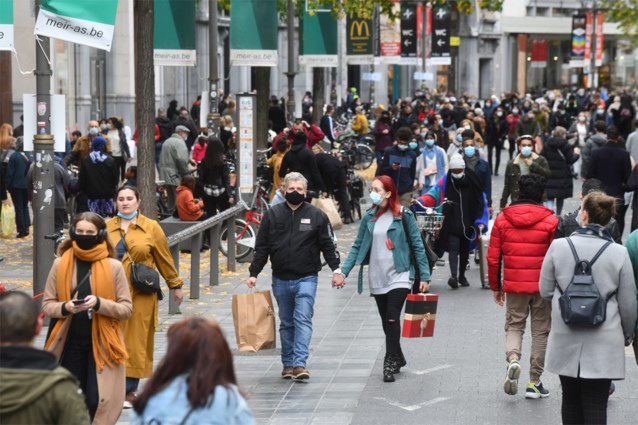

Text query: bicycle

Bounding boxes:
[255,148,273,216]
[45,231,66,257]
[218,179,264,260]
[412,198,449,272]
[335,132,375,170]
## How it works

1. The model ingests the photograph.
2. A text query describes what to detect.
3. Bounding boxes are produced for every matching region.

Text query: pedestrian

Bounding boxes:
[540,192,637,423]
[540,126,579,215]
[279,132,326,198]
[0,291,91,424]
[106,186,184,408]
[373,110,394,164]
[319,104,336,146]
[612,94,635,140]
[246,172,343,381]
[485,106,508,176]
[427,114,450,152]
[586,125,632,236]
[43,212,133,423]
[269,97,287,135]
[220,115,236,154]
[176,175,205,222]
[488,174,558,399]
[173,110,198,151]
[64,120,113,169]
[80,136,119,217]
[167,99,179,122]
[567,112,590,177]
[506,105,521,160]
[4,138,31,238]
[313,148,353,224]
[266,138,288,200]
[555,178,621,243]
[580,120,607,179]
[123,165,137,188]
[500,135,550,209]
[417,153,487,289]
[379,127,417,208]
[461,134,492,215]
[273,117,325,151]
[191,135,207,164]
[159,125,191,214]
[106,116,131,182]
[351,106,369,137]
[130,318,255,425]
[341,175,430,382]
[198,137,235,216]
[414,131,448,195]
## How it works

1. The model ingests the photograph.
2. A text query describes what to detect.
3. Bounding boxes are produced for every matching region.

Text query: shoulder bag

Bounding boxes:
[121,233,163,300]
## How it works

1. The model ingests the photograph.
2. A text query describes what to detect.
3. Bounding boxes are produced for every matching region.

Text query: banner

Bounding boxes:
[35,0,118,51]
[0,0,13,51]
[431,4,450,64]
[595,12,603,66]
[378,2,401,64]
[570,15,586,67]
[531,39,547,68]
[154,0,196,66]
[230,0,278,67]
[400,3,417,61]
[299,10,337,67]
[346,13,373,65]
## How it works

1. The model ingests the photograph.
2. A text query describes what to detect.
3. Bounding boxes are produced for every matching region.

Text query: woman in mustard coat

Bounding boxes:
[106,186,184,408]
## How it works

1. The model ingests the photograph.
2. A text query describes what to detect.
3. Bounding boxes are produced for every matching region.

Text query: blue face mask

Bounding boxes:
[409,142,418,150]
[520,146,533,157]
[369,191,383,205]
[438,120,444,126]
[464,146,476,157]
[425,139,435,147]
[117,210,138,220]
[89,127,99,136]
[455,134,463,143]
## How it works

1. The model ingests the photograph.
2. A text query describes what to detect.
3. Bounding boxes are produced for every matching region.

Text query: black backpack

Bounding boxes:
[558,238,613,327]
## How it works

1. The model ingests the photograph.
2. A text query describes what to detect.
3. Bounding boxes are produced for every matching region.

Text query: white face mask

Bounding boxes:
[451,172,465,179]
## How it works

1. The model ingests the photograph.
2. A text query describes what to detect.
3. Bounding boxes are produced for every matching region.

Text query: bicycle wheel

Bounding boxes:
[353,144,374,170]
[219,219,256,260]
[256,195,270,216]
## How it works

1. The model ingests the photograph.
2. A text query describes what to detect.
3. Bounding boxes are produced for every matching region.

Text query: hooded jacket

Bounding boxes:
[176,185,204,221]
[0,346,90,424]
[581,132,607,177]
[278,137,325,193]
[487,201,559,294]
[541,136,579,200]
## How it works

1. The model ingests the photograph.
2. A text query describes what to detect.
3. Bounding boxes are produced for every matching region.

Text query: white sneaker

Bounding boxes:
[503,360,521,396]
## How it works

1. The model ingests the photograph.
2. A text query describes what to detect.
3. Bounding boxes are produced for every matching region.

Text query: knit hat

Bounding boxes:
[449,153,465,170]
[92,136,107,152]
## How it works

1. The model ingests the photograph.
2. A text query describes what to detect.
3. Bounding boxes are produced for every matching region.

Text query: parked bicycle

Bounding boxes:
[335,133,375,170]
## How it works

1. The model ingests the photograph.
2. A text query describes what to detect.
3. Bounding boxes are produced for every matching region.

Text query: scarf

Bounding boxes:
[89,151,107,164]
[574,224,615,242]
[45,242,128,371]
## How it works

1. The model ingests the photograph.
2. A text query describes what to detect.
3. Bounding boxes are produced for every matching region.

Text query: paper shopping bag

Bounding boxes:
[232,290,276,352]
[1,203,15,239]
[311,198,343,230]
[402,293,438,338]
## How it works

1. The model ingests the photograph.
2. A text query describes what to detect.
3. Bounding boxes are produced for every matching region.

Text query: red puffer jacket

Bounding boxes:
[487,202,558,293]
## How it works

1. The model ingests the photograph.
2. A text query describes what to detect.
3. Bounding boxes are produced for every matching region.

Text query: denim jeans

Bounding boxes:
[272,275,318,368]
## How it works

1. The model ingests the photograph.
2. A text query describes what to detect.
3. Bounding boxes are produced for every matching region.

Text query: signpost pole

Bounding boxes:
[286,0,296,122]
[207,0,220,139]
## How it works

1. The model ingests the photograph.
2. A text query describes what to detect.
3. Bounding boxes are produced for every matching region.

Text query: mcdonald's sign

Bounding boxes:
[347,13,373,60]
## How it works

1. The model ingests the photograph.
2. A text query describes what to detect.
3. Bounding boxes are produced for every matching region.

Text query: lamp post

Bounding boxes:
[286,0,296,122]
[590,0,597,89]
[207,0,220,139]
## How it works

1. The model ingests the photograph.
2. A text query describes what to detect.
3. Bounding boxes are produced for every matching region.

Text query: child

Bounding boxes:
[176,175,205,221]
[124,166,137,187]
[192,135,208,164]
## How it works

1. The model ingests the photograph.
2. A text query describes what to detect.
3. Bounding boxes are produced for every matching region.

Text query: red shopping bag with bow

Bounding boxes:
[402,293,438,338]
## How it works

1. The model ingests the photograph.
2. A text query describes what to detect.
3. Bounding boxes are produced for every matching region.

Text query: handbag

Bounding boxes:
[231,290,276,352]
[121,233,163,300]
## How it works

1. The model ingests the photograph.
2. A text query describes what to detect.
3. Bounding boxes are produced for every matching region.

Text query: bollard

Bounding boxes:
[189,233,202,299]
[209,225,220,286]
[226,217,236,272]
[169,245,179,314]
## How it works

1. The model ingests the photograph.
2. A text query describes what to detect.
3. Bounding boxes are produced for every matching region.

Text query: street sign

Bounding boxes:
[431,5,450,59]
[400,3,417,58]
[362,72,382,81]
[414,72,434,81]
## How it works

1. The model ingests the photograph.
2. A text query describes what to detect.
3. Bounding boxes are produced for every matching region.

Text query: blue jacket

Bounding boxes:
[6,151,30,190]
[130,376,254,425]
[380,145,417,195]
[341,207,430,293]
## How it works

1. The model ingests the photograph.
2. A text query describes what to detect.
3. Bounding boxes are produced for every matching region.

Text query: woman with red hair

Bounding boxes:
[340,175,430,383]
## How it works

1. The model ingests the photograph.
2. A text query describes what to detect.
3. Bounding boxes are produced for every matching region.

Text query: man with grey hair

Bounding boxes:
[248,172,344,380]
[159,125,191,213]
[0,291,90,424]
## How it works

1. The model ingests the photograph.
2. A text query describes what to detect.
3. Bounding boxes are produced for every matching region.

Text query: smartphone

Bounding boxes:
[72,299,86,305]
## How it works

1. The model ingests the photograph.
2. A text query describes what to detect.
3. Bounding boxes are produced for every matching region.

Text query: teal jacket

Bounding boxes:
[342,207,430,294]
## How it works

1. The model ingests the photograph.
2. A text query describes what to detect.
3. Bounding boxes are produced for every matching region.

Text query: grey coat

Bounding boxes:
[159,133,190,186]
[540,234,637,379]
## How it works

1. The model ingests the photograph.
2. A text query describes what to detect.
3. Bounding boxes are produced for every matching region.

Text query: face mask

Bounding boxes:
[451,172,465,179]
[73,234,99,251]
[408,142,418,150]
[425,139,435,147]
[464,146,476,157]
[455,134,463,143]
[532,108,539,112]
[438,120,443,126]
[421,132,427,138]
[496,111,503,117]
[397,144,409,151]
[89,127,99,136]
[107,124,112,130]
[485,103,491,108]
[285,191,305,206]
[597,109,605,115]
[369,191,383,205]
[578,116,586,122]
[559,110,565,115]
[464,125,471,131]
[117,210,138,220]
[520,146,533,157]
[512,109,519,114]
[100,125,108,132]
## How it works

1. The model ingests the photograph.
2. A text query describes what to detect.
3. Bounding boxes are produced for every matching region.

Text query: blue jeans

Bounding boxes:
[272,275,318,368]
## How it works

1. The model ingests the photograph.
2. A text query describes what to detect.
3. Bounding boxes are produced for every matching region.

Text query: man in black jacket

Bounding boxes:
[247,172,344,381]
[314,150,353,224]
[155,108,174,165]
[173,109,198,151]
[279,132,326,197]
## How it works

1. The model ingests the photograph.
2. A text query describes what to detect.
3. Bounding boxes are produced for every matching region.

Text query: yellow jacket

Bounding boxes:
[352,114,369,135]
[106,213,183,378]
[267,152,285,199]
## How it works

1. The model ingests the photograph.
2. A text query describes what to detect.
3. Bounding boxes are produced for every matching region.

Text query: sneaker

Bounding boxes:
[293,366,310,380]
[503,360,521,396]
[123,392,137,409]
[525,382,550,399]
[458,276,470,287]
[447,276,459,290]
[281,366,294,379]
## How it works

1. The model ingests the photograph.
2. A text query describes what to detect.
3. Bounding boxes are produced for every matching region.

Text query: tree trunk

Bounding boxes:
[312,67,325,125]
[134,0,157,217]
[255,67,270,150]
[0,52,12,126]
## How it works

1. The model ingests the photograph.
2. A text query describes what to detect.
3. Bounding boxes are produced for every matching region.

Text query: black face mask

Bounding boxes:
[73,234,99,251]
[285,191,305,206]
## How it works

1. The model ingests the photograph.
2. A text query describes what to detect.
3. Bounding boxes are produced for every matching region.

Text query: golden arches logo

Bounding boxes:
[350,20,370,39]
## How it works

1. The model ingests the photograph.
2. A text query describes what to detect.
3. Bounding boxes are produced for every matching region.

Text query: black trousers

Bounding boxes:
[113,156,126,182]
[448,234,470,278]
[559,375,611,425]
[61,338,99,421]
[487,140,503,175]
[373,288,409,355]
[327,167,352,220]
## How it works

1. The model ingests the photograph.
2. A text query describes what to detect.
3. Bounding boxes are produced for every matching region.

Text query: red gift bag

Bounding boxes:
[402,293,438,338]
